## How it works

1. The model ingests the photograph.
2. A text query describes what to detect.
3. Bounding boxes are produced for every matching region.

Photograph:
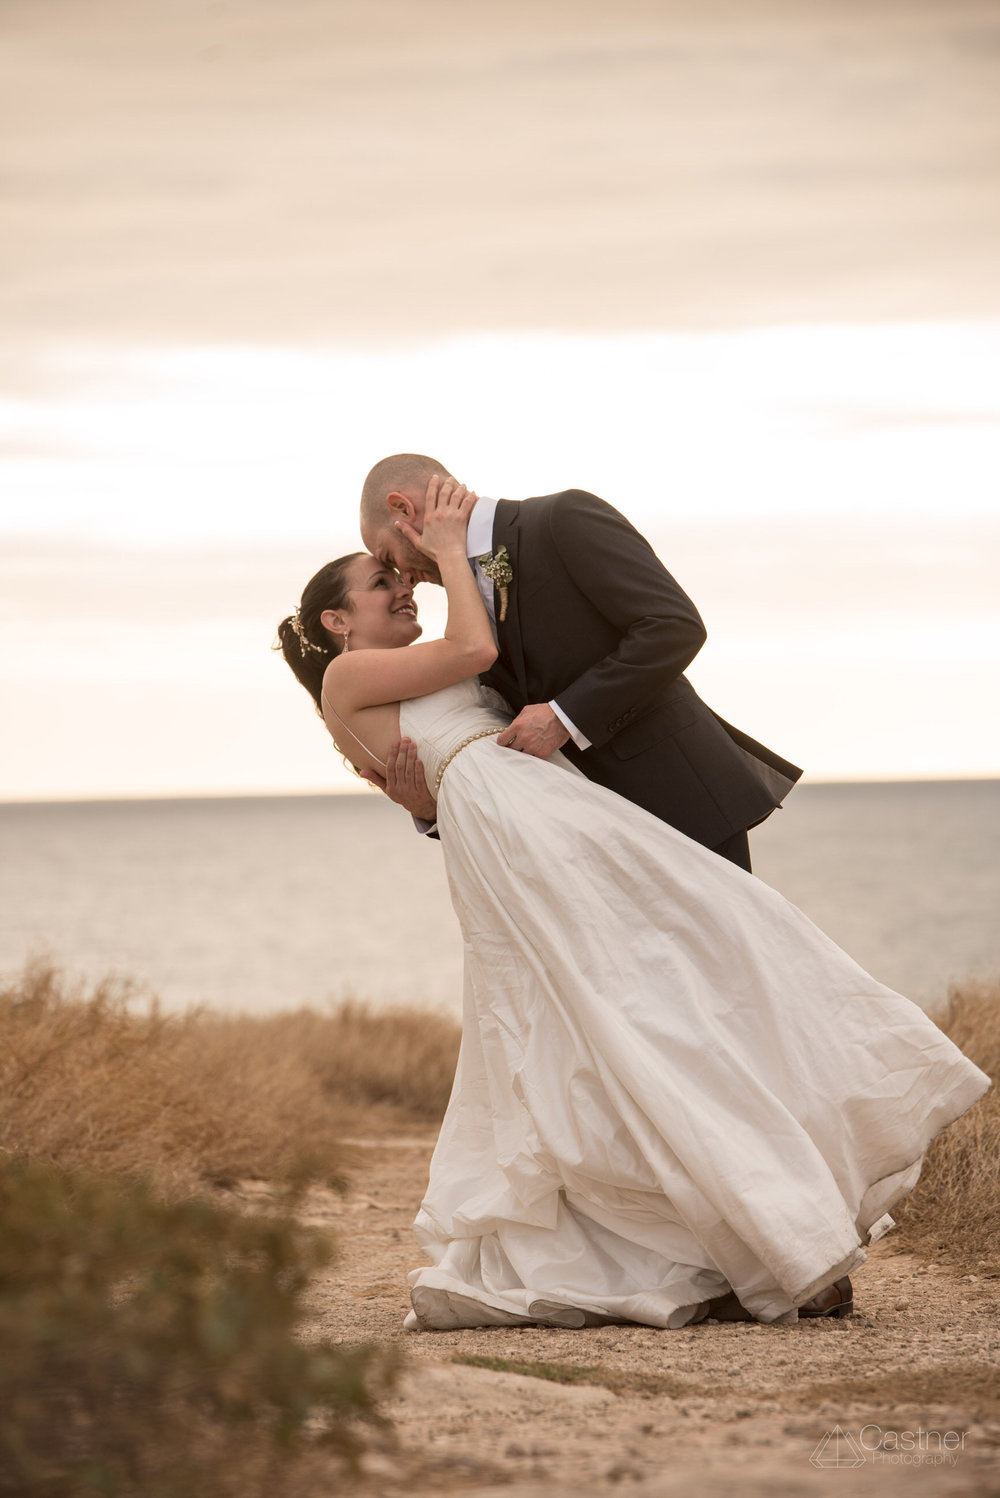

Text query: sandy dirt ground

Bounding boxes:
[234,1134,1000,1497]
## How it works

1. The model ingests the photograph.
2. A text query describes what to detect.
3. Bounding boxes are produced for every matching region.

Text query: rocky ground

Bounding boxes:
[234,1134,1000,1497]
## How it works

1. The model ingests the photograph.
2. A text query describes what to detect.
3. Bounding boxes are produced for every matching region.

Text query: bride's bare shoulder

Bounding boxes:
[320,651,368,700]
[319,655,343,700]
[320,647,412,714]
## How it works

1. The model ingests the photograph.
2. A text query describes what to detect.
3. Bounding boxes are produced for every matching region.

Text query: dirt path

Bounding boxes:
[256,1135,1000,1496]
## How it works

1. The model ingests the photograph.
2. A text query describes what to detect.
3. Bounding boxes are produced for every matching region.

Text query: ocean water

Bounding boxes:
[1,780,997,1018]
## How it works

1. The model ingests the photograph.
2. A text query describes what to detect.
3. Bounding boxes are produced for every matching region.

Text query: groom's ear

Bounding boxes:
[386,490,420,529]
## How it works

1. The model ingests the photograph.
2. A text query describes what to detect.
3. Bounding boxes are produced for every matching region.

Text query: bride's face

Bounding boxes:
[336,554,422,650]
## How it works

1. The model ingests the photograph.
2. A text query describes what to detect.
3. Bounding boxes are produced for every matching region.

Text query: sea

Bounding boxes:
[1,780,997,1020]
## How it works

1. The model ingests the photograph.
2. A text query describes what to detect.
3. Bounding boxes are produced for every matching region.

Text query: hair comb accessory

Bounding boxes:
[291,605,329,655]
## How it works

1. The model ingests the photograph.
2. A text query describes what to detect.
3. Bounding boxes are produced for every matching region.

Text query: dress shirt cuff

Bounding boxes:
[549,700,592,751]
[413,816,439,836]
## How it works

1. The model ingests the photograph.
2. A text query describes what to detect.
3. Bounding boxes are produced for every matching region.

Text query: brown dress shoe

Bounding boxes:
[699,1289,755,1322]
[695,1274,854,1324]
[798,1275,853,1318]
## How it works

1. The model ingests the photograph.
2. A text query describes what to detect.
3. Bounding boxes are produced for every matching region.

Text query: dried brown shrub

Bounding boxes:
[0,961,460,1194]
[890,975,1000,1276]
[248,999,461,1120]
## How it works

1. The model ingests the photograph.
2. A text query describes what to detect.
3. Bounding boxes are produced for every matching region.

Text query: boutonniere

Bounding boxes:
[478,544,513,622]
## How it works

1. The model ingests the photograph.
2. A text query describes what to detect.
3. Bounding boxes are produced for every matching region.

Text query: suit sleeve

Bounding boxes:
[547,491,707,750]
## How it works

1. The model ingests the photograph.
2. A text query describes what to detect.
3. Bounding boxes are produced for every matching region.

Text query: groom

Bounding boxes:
[359,453,802,871]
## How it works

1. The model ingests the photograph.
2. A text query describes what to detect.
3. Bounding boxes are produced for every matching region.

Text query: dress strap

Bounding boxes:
[322,694,387,772]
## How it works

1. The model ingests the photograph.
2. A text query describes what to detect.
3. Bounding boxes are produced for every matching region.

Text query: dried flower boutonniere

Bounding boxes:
[478,544,513,623]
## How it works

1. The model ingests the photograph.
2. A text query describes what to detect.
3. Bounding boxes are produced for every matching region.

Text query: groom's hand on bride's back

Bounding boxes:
[359,737,438,821]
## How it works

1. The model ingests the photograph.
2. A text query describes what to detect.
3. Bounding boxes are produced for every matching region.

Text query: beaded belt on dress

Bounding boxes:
[433,729,503,793]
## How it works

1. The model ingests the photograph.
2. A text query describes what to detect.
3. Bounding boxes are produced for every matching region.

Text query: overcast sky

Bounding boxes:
[2,0,999,798]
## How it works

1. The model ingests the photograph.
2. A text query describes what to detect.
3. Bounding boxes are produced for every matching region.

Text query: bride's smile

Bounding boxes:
[323,555,422,652]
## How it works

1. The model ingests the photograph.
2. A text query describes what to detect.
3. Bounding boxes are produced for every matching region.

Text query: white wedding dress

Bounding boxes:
[398,680,990,1329]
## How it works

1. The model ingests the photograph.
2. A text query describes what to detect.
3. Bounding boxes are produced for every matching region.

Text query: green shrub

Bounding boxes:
[0,1156,398,1497]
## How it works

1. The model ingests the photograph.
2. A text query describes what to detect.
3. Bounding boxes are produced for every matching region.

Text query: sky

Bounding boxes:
[2,0,999,799]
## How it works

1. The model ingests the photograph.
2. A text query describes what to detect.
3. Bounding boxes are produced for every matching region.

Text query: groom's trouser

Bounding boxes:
[711,829,752,873]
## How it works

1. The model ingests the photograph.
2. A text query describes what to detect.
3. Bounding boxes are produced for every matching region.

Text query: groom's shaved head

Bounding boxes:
[360,453,453,534]
[359,452,459,586]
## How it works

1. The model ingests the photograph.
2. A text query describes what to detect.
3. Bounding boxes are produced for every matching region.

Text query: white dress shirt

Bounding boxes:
[467,497,591,751]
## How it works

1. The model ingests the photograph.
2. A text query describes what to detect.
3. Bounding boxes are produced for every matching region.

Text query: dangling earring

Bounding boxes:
[341,630,350,654]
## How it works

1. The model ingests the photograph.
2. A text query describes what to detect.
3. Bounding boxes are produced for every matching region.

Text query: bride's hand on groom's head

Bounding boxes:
[397,475,478,560]
[360,738,437,820]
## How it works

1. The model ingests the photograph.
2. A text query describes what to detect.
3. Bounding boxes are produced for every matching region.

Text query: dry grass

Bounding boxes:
[890,976,1000,1276]
[244,999,461,1123]
[0,959,994,1270]
[0,964,431,1495]
[0,961,460,1195]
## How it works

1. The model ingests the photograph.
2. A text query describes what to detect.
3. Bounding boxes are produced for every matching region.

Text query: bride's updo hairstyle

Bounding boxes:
[275,552,364,711]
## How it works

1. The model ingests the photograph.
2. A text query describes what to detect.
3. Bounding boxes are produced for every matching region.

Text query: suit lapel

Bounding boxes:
[488,499,528,704]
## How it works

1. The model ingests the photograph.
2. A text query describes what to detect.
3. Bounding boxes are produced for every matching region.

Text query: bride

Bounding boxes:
[277,480,990,1330]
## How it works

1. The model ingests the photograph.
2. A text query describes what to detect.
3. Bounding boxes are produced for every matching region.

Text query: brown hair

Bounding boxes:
[274,553,364,711]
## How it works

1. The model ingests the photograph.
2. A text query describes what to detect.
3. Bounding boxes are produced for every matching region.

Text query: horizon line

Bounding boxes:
[2,772,998,810]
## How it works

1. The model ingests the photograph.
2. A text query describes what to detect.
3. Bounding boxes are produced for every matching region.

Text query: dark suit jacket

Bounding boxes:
[481,490,802,850]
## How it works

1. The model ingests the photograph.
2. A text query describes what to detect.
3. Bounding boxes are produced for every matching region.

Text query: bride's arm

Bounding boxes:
[328,481,497,712]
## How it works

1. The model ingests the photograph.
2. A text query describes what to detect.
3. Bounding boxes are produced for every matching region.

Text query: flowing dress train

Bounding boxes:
[398,680,990,1329]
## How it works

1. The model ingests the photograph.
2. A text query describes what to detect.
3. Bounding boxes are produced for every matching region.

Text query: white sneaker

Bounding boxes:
[408,1286,535,1329]
[527,1299,586,1328]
